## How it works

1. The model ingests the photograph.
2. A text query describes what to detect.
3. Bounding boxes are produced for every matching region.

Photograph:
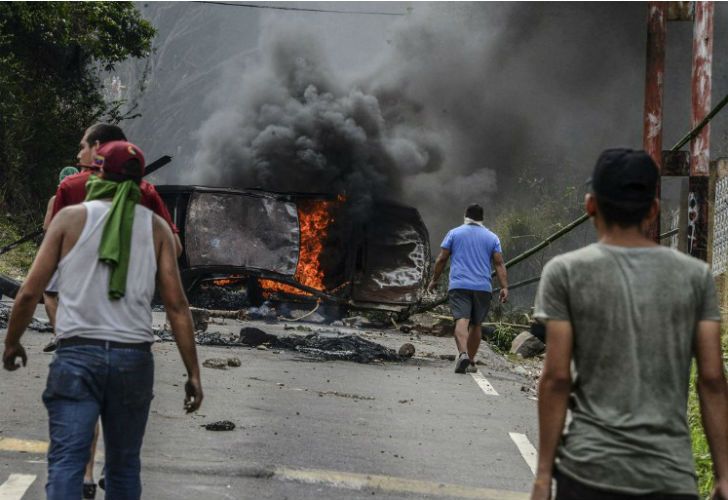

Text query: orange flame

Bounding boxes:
[210,275,243,287]
[259,198,340,297]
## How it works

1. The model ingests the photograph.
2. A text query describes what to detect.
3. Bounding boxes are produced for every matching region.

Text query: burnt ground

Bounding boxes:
[0,299,539,499]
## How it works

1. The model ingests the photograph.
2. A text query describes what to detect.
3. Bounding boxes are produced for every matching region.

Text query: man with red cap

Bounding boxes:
[41,124,184,498]
[2,140,203,500]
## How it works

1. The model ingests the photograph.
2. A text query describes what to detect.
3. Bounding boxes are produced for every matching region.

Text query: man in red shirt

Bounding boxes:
[52,124,181,252]
[45,124,182,334]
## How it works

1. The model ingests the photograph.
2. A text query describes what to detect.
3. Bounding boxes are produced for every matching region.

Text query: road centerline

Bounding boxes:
[470,371,499,396]
[509,432,537,475]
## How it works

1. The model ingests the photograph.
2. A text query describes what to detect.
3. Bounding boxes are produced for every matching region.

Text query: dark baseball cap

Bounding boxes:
[589,148,658,203]
[94,141,145,177]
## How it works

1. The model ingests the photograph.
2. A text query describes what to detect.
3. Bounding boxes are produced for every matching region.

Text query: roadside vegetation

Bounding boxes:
[688,326,728,497]
[0,215,38,280]
[0,2,155,217]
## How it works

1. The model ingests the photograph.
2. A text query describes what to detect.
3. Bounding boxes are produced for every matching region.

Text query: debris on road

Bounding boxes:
[161,325,405,364]
[190,307,210,332]
[275,333,402,363]
[203,420,236,431]
[0,302,52,332]
[202,358,229,370]
[398,343,416,358]
[239,327,278,346]
[316,390,375,401]
[510,331,545,358]
[227,357,242,367]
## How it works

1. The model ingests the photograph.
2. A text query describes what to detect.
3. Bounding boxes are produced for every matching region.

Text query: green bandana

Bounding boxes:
[85,175,142,300]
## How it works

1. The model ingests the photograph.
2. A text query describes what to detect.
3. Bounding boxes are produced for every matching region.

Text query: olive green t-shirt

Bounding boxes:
[534,243,720,496]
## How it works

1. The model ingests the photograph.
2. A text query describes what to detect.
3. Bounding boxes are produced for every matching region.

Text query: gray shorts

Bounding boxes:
[448,289,492,324]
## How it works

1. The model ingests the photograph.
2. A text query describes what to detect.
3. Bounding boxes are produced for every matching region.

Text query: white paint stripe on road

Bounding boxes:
[470,371,499,396]
[275,466,529,500]
[509,432,537,475]
[0,474,36,500]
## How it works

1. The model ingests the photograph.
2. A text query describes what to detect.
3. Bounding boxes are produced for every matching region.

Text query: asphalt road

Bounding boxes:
[0,306,538,499]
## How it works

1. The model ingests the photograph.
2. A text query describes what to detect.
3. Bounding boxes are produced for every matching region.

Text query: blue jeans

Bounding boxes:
[42,344,154,500]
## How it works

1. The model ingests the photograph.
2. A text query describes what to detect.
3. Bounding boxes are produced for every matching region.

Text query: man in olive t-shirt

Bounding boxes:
[530,149,728,500]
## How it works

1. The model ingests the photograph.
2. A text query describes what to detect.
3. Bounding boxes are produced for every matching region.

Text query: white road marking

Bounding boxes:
[275,466,529,499]
[509,432,537,475]
[470,371,499,396]
[0,474,36,500]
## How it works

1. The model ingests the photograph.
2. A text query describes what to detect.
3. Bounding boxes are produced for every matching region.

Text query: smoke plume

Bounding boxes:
[189,3,726,238]
[191,24,442,220]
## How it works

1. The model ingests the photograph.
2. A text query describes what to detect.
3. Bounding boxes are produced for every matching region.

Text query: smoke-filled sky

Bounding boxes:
[116,2,728,242]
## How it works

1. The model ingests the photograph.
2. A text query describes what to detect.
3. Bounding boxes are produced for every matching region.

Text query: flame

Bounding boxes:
[259,198,340,297]
[210,275,243,287]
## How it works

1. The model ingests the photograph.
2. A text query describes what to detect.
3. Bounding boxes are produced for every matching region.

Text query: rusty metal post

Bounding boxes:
[688,1,714,260]
[644,2,667,242]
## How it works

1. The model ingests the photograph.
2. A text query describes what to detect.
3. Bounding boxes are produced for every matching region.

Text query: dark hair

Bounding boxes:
[85,124,126,145]
[465,203,484,221]
[595,195,652,228]
[102,159,143,185]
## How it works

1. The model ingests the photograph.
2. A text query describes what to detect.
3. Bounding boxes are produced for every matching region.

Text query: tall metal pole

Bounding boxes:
[643,2,667,242]
[688,1,714,260]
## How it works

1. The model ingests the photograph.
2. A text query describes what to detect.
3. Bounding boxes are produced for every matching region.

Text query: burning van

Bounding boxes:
[157,186,431,311]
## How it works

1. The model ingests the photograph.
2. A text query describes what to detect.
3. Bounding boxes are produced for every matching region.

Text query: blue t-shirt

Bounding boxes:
[441,224,502,292]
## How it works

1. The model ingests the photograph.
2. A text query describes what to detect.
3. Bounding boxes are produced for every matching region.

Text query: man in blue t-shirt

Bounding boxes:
[428,204,508,373]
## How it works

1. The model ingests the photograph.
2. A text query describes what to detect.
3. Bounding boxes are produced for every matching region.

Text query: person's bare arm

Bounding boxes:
[155,217,202,412]
[43,196,55,231]
[493,251,508,303]
[427,248,451,293]
[173,233,183,258]
[531,319,573,500]
[3,216,64,370]
[694,320,728,498]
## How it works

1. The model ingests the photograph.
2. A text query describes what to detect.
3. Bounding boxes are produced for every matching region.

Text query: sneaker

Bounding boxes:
[83,483,96,499]
[454,352,470,374]
[42,340,57,353]
[466,362,477,373]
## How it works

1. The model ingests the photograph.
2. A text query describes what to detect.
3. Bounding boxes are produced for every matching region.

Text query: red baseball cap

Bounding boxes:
[94,141,146,177]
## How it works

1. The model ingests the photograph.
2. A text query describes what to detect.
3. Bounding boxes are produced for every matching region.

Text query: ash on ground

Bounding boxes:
[155,325,402,364]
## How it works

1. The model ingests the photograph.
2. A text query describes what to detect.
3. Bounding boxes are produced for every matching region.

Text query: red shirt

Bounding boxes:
[51,170,179,233]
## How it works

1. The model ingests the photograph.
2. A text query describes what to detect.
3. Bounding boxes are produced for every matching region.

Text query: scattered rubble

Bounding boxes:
[203,420,236,431]
[203,357,242,370]
[0,302,52,332]
[510,331,545,358]
[189,284,248,310]
[156,325,403,364]
[190,307,210,332]
[276,333,402,364]
[398,343,416,358]
[316,391,375,401]
[239,327,277,346]
[202,358,229,370]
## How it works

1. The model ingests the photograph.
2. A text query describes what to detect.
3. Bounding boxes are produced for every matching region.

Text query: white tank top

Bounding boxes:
[55,200,157,343]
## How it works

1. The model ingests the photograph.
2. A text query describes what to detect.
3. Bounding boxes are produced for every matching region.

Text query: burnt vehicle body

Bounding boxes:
[157,186,431,311]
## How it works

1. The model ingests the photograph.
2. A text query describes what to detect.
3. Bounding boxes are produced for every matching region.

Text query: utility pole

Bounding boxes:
[688,1,714,260]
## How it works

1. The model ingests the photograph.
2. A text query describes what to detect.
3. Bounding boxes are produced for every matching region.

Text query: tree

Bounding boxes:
[0,2,155,220]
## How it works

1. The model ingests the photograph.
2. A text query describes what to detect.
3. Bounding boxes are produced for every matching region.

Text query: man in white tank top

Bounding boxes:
[2,141,203,500]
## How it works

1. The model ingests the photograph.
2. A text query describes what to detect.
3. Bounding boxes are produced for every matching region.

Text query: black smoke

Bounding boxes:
[188,3,728,239]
